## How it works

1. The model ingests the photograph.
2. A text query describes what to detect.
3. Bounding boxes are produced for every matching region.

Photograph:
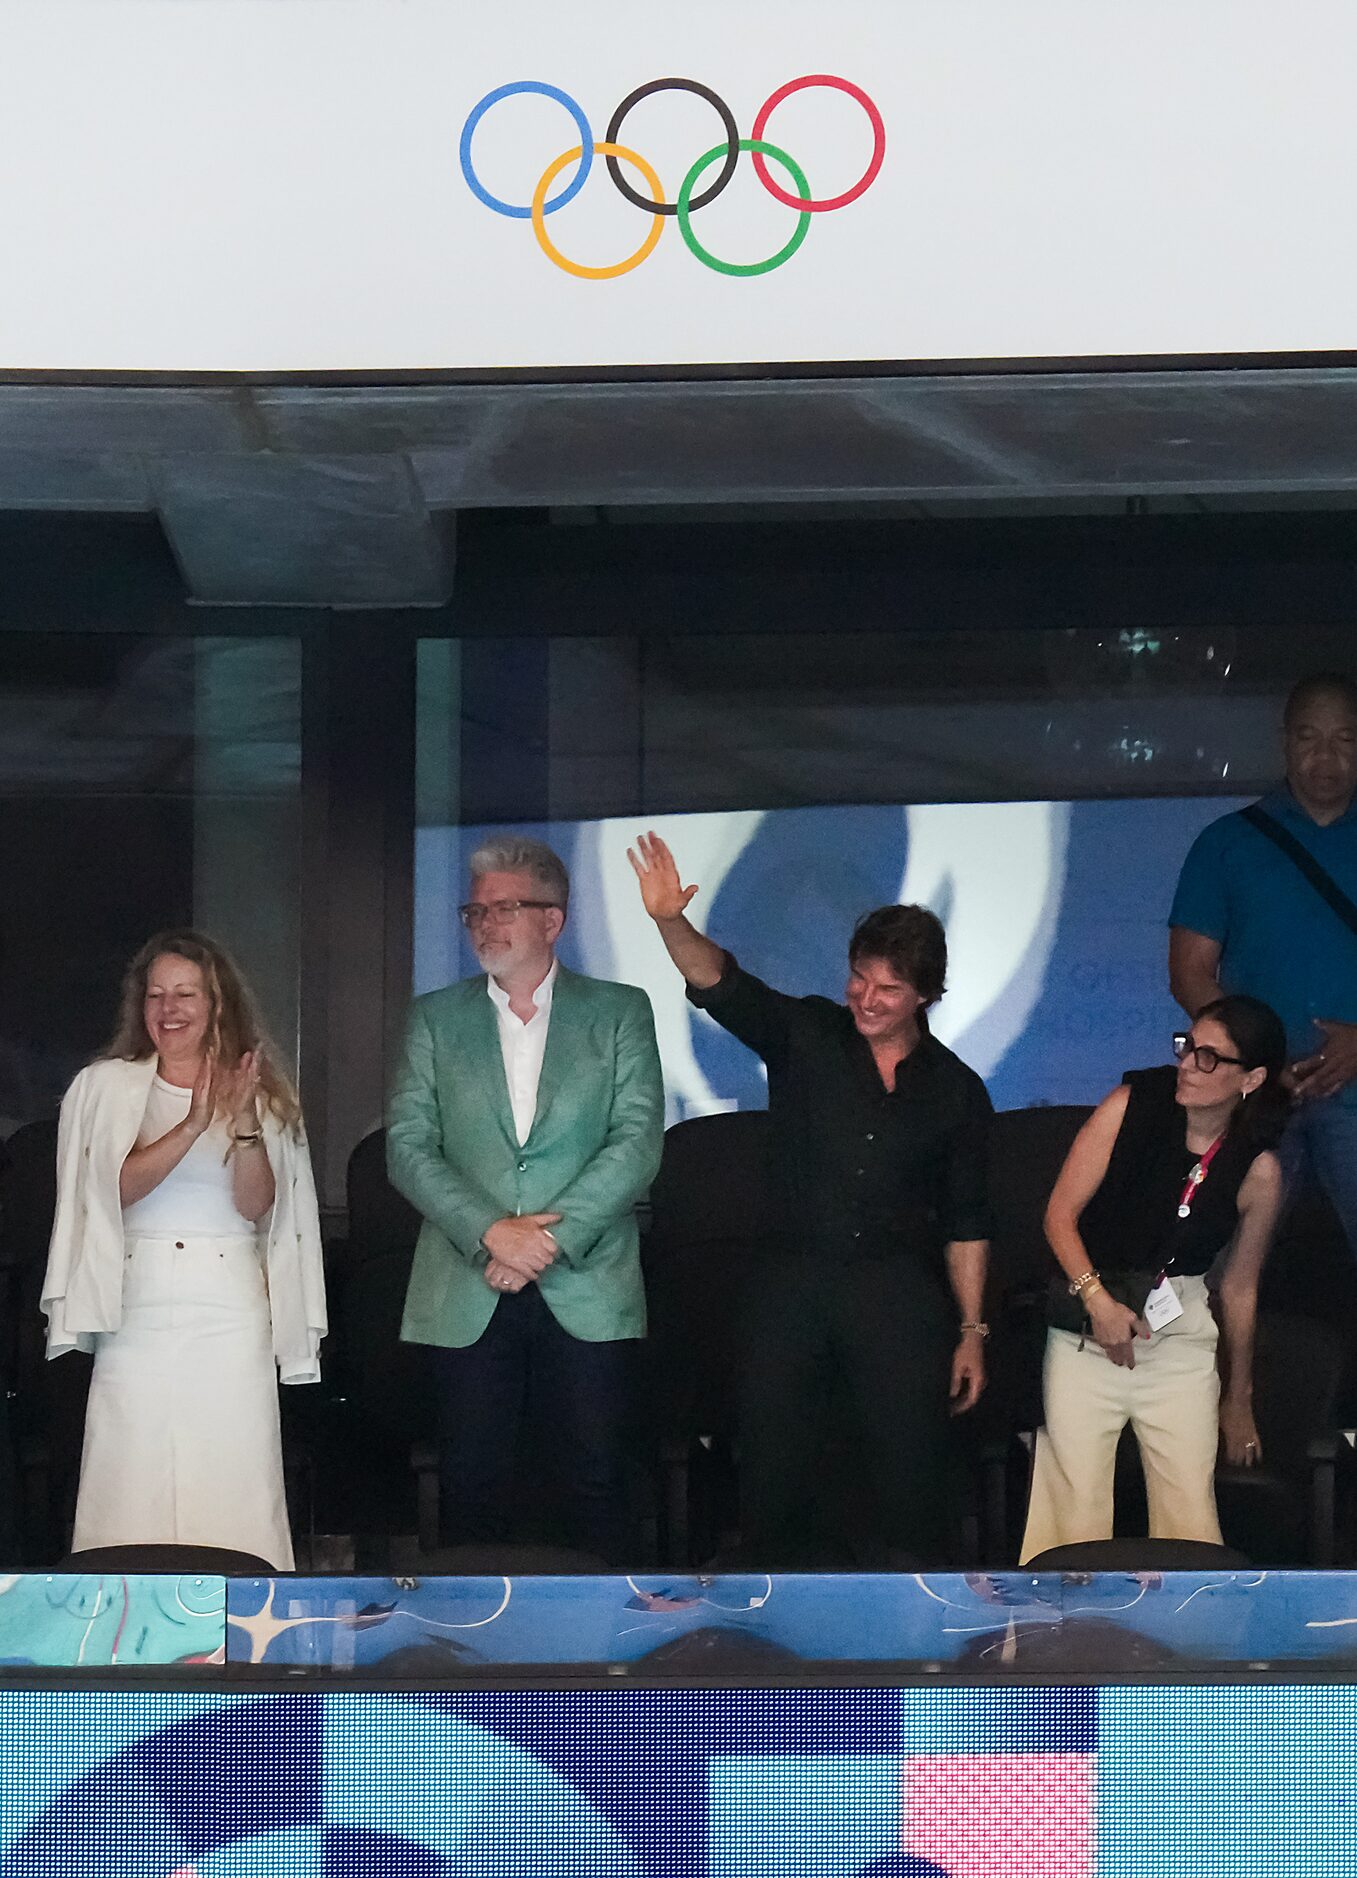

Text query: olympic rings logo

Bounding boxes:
[459,74,885,280]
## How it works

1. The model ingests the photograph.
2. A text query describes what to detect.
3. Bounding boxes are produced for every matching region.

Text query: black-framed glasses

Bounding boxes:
[1172,1032,1245,1073]
[458,899,558,927]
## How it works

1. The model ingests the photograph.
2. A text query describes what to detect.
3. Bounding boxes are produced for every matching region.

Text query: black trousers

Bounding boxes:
[738,1252,954,1567]
[431,1285,637,1564]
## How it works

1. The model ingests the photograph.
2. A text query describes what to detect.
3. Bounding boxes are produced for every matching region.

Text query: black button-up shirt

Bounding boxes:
[688,955,993,1263]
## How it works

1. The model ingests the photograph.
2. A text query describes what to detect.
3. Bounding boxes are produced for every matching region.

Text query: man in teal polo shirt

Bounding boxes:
[1169,672,1357,1251]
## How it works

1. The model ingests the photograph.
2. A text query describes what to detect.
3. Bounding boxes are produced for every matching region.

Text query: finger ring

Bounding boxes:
[1245,1440,1257,1449]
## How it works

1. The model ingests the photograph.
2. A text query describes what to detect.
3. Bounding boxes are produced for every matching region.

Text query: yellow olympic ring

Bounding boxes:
[531,140,664,280]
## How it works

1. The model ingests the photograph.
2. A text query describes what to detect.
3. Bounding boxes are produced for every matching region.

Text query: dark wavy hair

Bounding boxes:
[1195,993,1289,1147]
[849,904,948,1005]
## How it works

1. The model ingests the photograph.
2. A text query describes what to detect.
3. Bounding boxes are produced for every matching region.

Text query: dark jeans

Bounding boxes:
[432,1285,637,1564]
[738,1252,954,1567]
[1276,1094,1357,1256]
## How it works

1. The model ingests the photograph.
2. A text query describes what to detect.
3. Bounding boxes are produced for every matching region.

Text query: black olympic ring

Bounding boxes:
[604,77,741,217]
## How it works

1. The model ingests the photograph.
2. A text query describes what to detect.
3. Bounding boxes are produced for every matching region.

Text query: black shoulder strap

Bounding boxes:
[1240,804,1357,943]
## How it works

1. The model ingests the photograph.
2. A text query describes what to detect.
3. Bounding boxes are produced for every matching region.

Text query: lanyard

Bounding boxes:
[1177,1133,1226,1220]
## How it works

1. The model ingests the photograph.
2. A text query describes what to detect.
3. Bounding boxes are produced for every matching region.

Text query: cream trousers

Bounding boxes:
[1020,1274,1223,1564]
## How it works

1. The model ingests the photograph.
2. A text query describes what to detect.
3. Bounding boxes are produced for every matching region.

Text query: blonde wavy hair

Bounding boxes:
[101,928,303,1133]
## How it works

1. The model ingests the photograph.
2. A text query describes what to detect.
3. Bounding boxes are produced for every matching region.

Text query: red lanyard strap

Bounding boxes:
[1177,1133,1226,1220]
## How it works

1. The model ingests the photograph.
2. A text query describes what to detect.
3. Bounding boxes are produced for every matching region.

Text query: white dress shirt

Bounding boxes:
[486,959,558,1146]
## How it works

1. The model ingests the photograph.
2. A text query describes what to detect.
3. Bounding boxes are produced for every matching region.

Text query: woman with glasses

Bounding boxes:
[1020,996,1287,1562]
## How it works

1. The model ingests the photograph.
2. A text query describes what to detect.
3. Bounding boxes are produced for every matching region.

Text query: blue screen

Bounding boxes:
[1,1683,1351,1876]
[416,796,1245,1118]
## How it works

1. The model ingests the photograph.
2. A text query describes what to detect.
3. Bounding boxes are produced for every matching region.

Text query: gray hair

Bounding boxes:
[468,835,570,911]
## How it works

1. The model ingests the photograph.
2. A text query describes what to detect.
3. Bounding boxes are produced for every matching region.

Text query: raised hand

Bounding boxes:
[627,831,699,923]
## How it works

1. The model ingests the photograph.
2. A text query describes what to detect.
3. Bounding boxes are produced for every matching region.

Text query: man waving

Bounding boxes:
[631,831,991,1567]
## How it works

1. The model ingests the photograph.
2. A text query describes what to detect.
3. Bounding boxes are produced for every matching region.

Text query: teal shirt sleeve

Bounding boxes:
[385,999,502,1263]
[1169,817,1232,943]
[543,989,665,1268]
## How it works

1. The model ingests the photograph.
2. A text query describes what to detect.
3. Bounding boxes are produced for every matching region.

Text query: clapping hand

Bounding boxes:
[220,1049,262,1131]
[627,832,699,922]
[186,1050,218,1139]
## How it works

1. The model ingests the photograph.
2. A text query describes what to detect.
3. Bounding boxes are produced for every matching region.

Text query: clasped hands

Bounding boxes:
[482,1211,561,1294]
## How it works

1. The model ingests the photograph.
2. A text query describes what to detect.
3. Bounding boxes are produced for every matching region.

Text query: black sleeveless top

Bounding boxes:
[1078,1066,1262,1277]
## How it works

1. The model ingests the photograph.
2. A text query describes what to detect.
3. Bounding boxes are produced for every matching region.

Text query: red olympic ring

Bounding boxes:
[751,73,885,213]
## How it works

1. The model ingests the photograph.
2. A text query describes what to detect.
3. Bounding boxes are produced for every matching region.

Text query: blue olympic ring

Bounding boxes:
[460,80,593,220]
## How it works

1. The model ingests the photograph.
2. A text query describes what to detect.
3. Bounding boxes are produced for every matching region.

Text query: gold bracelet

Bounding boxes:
[1068,1268,1102,1298]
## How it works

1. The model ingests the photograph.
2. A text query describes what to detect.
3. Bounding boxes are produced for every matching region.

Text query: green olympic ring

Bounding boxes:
[676,138,811,277]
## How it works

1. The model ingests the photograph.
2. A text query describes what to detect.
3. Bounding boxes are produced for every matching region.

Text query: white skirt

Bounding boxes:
[72,1232,293,1569]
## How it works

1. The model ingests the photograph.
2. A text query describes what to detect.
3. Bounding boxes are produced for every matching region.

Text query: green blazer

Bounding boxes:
[388,965,664,1349]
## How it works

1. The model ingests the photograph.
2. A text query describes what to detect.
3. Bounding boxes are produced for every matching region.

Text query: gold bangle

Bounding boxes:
[1068,1268,1102,1298]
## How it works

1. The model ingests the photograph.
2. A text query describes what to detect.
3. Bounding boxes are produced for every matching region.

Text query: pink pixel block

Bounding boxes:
[903,1752,1094,1878]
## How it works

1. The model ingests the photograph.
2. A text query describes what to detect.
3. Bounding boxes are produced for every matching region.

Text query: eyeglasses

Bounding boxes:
[1172,1032,1245,1073]
[458,899,558,928]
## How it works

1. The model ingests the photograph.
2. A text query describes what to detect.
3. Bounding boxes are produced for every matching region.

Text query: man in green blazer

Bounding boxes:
[388,835,664,1561]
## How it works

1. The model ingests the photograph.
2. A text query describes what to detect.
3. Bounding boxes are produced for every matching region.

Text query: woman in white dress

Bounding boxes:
[41,931,327,1568]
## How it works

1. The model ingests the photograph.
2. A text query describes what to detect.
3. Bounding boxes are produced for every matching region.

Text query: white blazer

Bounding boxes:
[41,1056,328,1383]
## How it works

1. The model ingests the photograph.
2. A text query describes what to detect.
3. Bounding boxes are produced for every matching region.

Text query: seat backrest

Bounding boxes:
[1249,1308,1349,1472]
[1262,1178,1357,1321]
[1024,1536,1252,1571]
[0,1116,59,1272]
[346,1127,422,1264]
[644,1110,775,1439]
[988,1104,1092,1296]
[646,1110,773,1247]
[339,1249,436,1445]
[1,1116,74,1399]
[60,1542,275,1573]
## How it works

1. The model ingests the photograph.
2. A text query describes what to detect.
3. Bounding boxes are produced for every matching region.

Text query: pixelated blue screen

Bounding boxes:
[0,1683,1352,1876]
